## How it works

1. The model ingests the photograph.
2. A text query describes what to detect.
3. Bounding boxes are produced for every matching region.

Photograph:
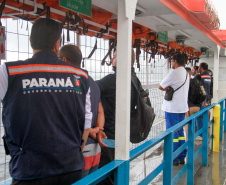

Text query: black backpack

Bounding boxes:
[130,77,156,143]
[208,69,213,98]
[189,78,206,104]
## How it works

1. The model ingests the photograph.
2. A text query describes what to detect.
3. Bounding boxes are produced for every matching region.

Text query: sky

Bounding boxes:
[212,0,226,29]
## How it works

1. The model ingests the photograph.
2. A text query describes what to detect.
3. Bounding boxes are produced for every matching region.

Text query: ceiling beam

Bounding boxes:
[152,16,174,28]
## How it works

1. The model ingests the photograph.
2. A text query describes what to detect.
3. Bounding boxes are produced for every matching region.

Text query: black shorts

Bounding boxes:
[188,101,200,108]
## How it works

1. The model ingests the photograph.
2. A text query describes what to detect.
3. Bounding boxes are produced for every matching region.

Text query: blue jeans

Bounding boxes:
[165,112,187,162]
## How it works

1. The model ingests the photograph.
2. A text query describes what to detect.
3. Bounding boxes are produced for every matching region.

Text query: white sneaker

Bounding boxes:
[195,136,203,141]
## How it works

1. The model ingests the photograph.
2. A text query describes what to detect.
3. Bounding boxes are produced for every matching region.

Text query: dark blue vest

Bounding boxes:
[2,51,89,179]
[200,71,212,101]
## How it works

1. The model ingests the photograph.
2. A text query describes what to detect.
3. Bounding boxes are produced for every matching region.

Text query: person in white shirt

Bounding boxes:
[159,53,189,166]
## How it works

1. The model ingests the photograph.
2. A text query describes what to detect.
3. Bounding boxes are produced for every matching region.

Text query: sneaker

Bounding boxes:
[196,136,203,141]
[173,161,179,166]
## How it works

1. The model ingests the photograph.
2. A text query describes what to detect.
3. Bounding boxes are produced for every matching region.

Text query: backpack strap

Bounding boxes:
[131,76,149,97]
[174,72,188,92]
[131,75,142,94]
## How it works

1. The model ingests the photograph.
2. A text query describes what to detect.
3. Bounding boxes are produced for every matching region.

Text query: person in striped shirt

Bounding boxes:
[59,44,107,177]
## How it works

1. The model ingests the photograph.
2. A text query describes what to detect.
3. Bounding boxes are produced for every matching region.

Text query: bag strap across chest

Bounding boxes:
[174,72,188,92]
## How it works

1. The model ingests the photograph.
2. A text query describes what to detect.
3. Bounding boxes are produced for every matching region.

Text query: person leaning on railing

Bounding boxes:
[159,53,189,166]
[95,49,141,185]
[58,44,107,177]
[196,62,212,137]
[184,67,204,141]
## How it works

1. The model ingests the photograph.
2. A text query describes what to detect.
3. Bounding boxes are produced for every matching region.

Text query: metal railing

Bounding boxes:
[0,18,166,183]
[74,98,226,185]
[1,17,225,184]
[0,100,225,185]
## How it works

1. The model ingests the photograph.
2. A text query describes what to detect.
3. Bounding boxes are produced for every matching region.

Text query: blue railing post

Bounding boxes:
[187,119,195,184]
[219,101,224,140]
[163,132,173,185]
[114,160,130,185]
[202,110,209,165]
[224,99,226,132]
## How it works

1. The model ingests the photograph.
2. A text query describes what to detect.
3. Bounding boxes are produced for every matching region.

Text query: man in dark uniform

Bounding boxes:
[196,62,212,137]
[58,44,107,177]
[199,62,212,106]
[0,18,92,185]
[96,49,141,185]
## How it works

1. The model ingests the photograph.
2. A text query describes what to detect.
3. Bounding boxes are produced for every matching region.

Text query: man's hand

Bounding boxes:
[159,85,169,91]
[165,86,169,90]
[203,102,209,108]
[89,127,103,140]
[81,129,89,151]
[202,100,208,108]
[97,130,107,147]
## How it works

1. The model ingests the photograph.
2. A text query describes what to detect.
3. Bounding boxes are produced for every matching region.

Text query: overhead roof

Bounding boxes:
[93,0,225,51]
[0,0,225,57]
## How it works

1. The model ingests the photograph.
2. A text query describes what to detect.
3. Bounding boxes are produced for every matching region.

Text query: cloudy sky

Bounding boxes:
[212,0,226,29]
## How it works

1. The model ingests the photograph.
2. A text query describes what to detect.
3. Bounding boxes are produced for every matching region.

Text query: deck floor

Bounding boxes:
[173,133,226,185]
[147,132,226,185]
[193,134,226,185]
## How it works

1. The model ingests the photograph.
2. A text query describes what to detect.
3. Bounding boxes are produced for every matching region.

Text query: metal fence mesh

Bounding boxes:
[0,19,166,183]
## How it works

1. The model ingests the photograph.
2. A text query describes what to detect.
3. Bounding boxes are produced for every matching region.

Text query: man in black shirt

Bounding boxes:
[191,66,201,81]
[96,49,141,185]
[185,67,202,140]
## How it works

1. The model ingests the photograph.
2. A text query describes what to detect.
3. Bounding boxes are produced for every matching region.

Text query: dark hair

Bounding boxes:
[30,18,61,50]
[185,67,191,76]
[185,67,191,72]
[208,69,213,77]
[200,62,208,70]
[193,66,199,71]
[173,53,186,66]
[59,44,82,67]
